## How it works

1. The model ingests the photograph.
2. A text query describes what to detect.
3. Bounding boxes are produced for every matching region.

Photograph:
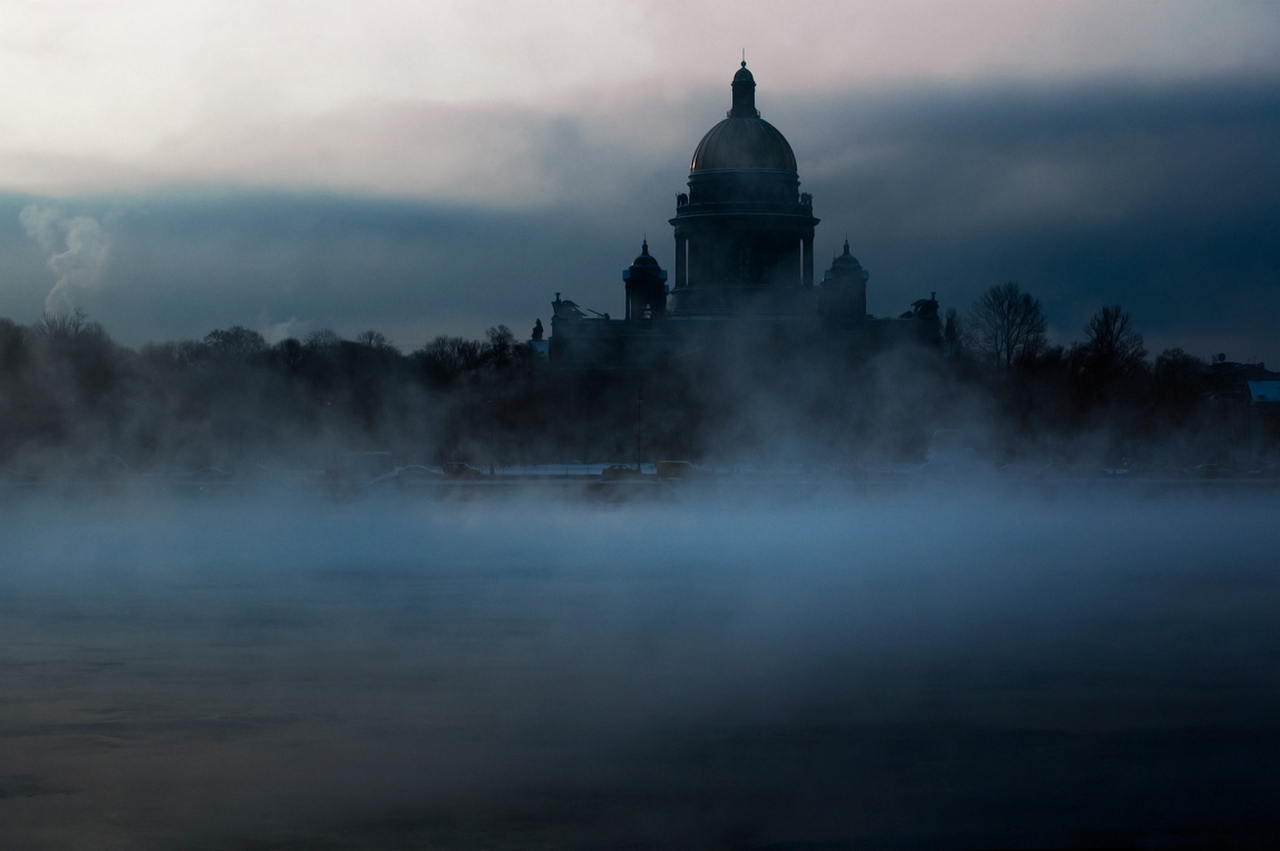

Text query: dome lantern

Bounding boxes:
[729,62,758,118]
[623,239,668,321]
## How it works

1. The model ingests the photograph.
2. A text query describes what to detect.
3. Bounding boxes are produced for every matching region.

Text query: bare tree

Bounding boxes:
[35,308,104,344]
[483,325,518,371]
[1152,347,1205,419]
[204,326,266,360]
[417,335,483,386]
[355,330,391,350]
[1079,305,1146,381]
[968,282,1047,369]
[305,328,342,349]
[943,307,965,357]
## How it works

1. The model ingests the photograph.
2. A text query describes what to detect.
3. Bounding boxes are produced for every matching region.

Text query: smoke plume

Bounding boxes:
[19,204,112,316]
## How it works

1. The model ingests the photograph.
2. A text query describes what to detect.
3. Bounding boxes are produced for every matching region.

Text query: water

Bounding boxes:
[1,489,1277,849]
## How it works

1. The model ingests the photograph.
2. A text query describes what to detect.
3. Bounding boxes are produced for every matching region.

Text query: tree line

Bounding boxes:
[0,287,1268,479]
[0,313,550,477]
[945,281,1267,467]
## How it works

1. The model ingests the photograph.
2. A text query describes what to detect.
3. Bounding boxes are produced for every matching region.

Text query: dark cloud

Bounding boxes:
[789,76,1280,356]
[1,75,1276,361]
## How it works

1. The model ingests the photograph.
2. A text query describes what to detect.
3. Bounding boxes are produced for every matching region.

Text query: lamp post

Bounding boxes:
[487,397,495,476]
[637,384,644,472]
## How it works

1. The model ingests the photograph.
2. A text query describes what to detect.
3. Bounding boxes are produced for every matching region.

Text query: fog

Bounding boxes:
[2,488,1277,848]
[2,75,1277,363]
[3,5,1277,845]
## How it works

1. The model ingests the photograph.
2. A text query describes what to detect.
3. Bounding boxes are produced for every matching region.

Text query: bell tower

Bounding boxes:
[623,240,668,320]
[819,239,869,324]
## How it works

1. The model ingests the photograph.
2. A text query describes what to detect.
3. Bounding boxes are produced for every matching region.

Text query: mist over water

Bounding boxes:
[2,488,1277,849]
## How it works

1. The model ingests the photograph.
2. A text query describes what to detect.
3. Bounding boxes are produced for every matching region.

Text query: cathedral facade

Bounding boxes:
[547,63,938,368]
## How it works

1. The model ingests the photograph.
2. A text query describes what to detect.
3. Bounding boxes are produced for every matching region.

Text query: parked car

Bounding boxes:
[602,464,643,481]
[656,460,706,479]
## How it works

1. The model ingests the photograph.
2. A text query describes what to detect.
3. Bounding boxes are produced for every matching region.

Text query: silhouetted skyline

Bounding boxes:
[2,3,1277,363]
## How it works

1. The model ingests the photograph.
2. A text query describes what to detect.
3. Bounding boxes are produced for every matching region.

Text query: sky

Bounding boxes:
[0,0,1277,361]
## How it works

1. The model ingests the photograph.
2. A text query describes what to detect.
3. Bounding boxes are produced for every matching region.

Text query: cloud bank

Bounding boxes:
[1,75,1274,363]
[1,0,1277,198]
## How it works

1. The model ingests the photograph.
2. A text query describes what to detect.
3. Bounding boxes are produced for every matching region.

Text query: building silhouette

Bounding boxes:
[669,61,818,314]
[548,63,938,368]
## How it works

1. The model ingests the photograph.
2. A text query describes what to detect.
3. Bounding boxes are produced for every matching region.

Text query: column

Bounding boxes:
[802,235,814,288]
[675,235,687,288]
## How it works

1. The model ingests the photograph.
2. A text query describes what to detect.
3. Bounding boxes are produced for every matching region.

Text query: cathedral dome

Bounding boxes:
[690,63,797,173]
[691,117,797,172]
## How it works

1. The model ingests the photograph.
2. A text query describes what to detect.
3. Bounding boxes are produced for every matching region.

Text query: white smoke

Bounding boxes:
[19,204,112,316]
[256,312,310,344]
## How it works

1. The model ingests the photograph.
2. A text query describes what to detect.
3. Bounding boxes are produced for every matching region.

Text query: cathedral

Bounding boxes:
[545,62,940,368]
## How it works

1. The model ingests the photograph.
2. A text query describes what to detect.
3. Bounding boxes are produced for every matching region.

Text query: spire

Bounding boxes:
[730,60,758,118]
[630,238,661,268]
[830,237,861,270]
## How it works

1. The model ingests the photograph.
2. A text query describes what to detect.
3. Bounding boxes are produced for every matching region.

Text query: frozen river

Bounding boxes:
[1,489,1278,849]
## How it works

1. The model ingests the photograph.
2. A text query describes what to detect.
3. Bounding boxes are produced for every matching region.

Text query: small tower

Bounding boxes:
[623,240,668,320]
[820,239,869,323]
